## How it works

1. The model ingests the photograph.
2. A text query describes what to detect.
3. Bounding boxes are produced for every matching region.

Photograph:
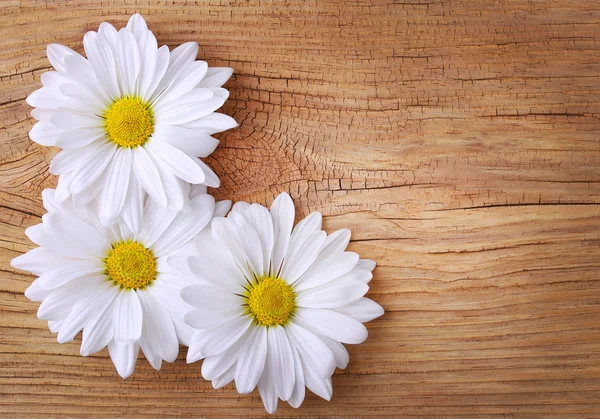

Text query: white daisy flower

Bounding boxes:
[181,192,383,413]
[27,13,237,228]
[11,187,230,378]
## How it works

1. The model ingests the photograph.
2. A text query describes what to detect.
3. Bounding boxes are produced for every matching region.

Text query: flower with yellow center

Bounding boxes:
[28,13,237,228]
[12,187,221,380]
[105,240,156,289]
[104,97,154,148]
[183,192,384,414]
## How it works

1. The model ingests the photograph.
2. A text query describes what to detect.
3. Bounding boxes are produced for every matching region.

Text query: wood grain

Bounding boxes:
[2,0,600,417]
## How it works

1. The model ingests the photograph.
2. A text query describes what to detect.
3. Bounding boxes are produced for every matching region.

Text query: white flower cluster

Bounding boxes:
[12,14,384,413]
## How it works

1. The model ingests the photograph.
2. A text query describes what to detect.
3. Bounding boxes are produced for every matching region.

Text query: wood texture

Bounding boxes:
[1,1,600,417]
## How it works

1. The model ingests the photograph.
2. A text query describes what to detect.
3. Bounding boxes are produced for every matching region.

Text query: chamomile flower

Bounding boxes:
[181,192,383,413]
[11,188,230,378]
[27,13,237,228]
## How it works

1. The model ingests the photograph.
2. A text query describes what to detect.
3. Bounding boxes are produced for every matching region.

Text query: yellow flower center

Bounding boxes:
[105,240,156,289]
[104,97,154,148]
[246,277,296,326]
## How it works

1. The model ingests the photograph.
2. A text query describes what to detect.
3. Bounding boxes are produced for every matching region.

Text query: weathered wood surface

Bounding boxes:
[2,1,600,417]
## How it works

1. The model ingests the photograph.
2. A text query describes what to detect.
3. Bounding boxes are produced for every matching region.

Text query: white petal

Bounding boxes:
[140,326,162,370]
[287,346,306,408]
[180,112,238,134]
[181,284,241,310]
[112,289,143,343]
[108,340,140,379]
[29,121,60,146]
[36,260,105,290]
[280,230,326,284]
[267,326,295,400]
[80,287,118,356]
[320,335,349,369]
[67,142,117,194]
[231,201,250,213]
[11,247,75,276]
[190,184,207,199]
[305,372,332,401]
[212,362,237,389]
[49,139,106,175]
[334,297,384,323]
[215,200,232,217]
[356,259,376,272]
[243,204,274,275]
[148,140,206,184]
[147,149,186,211]
[297,280,368,309]
[192,316,252,357]
[126,14,149,41]
[155,62,208,105]
[144,45,170,100]
[258,368,278,414]
[151,194,215,256]
[53,174,71,204]
[138,289,178,362]
[186,330,207,363]
[83,31,120,100]
[151,42,198,101]
[210,217,252,279]
[55,127,106,150]
[197,67,233,88]
[37,275,107,321]
[59,83,106,114]
[98,22,118,48]
[285,212,322,260]
[184,307,243,330]
[316,229,351,262]
[297,308,368,344]
[193,159,220,188]
[48,320,62,333]
[133,146,168,207]
[137,199,177,248]
[115,29,140,96]
[71,171,107,208]
[41,188,58,212]
[58,282,118,343]
[47,43,78,73]
[172,315,194,348]
[99,148,133,226]
[50,111,103,130]
[122,174,144,233]
[62,54,112,104]
[285,322,335,378]
[43,212,111,258]
[26,87,61,109]
[201,330,248,379]
[156,95,225,125]
[235,326,268,394]
[25,278,50,302]
[270,192,295,275]
[133,27,158,98]
[228,211,264,276]
[190,235,246,293]
[334,267,373,284]
[153,124,219,157]
[294,252,359,291]
[26,223,91,260]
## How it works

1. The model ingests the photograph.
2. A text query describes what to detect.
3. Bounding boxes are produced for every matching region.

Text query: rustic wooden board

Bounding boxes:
[1,1,600,417]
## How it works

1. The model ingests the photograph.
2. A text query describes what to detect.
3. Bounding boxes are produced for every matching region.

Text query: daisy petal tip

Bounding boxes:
[23,285,37,302]
[186,349,204,364]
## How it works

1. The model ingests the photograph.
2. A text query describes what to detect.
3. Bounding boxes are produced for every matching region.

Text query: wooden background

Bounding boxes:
[1,0,600,417]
